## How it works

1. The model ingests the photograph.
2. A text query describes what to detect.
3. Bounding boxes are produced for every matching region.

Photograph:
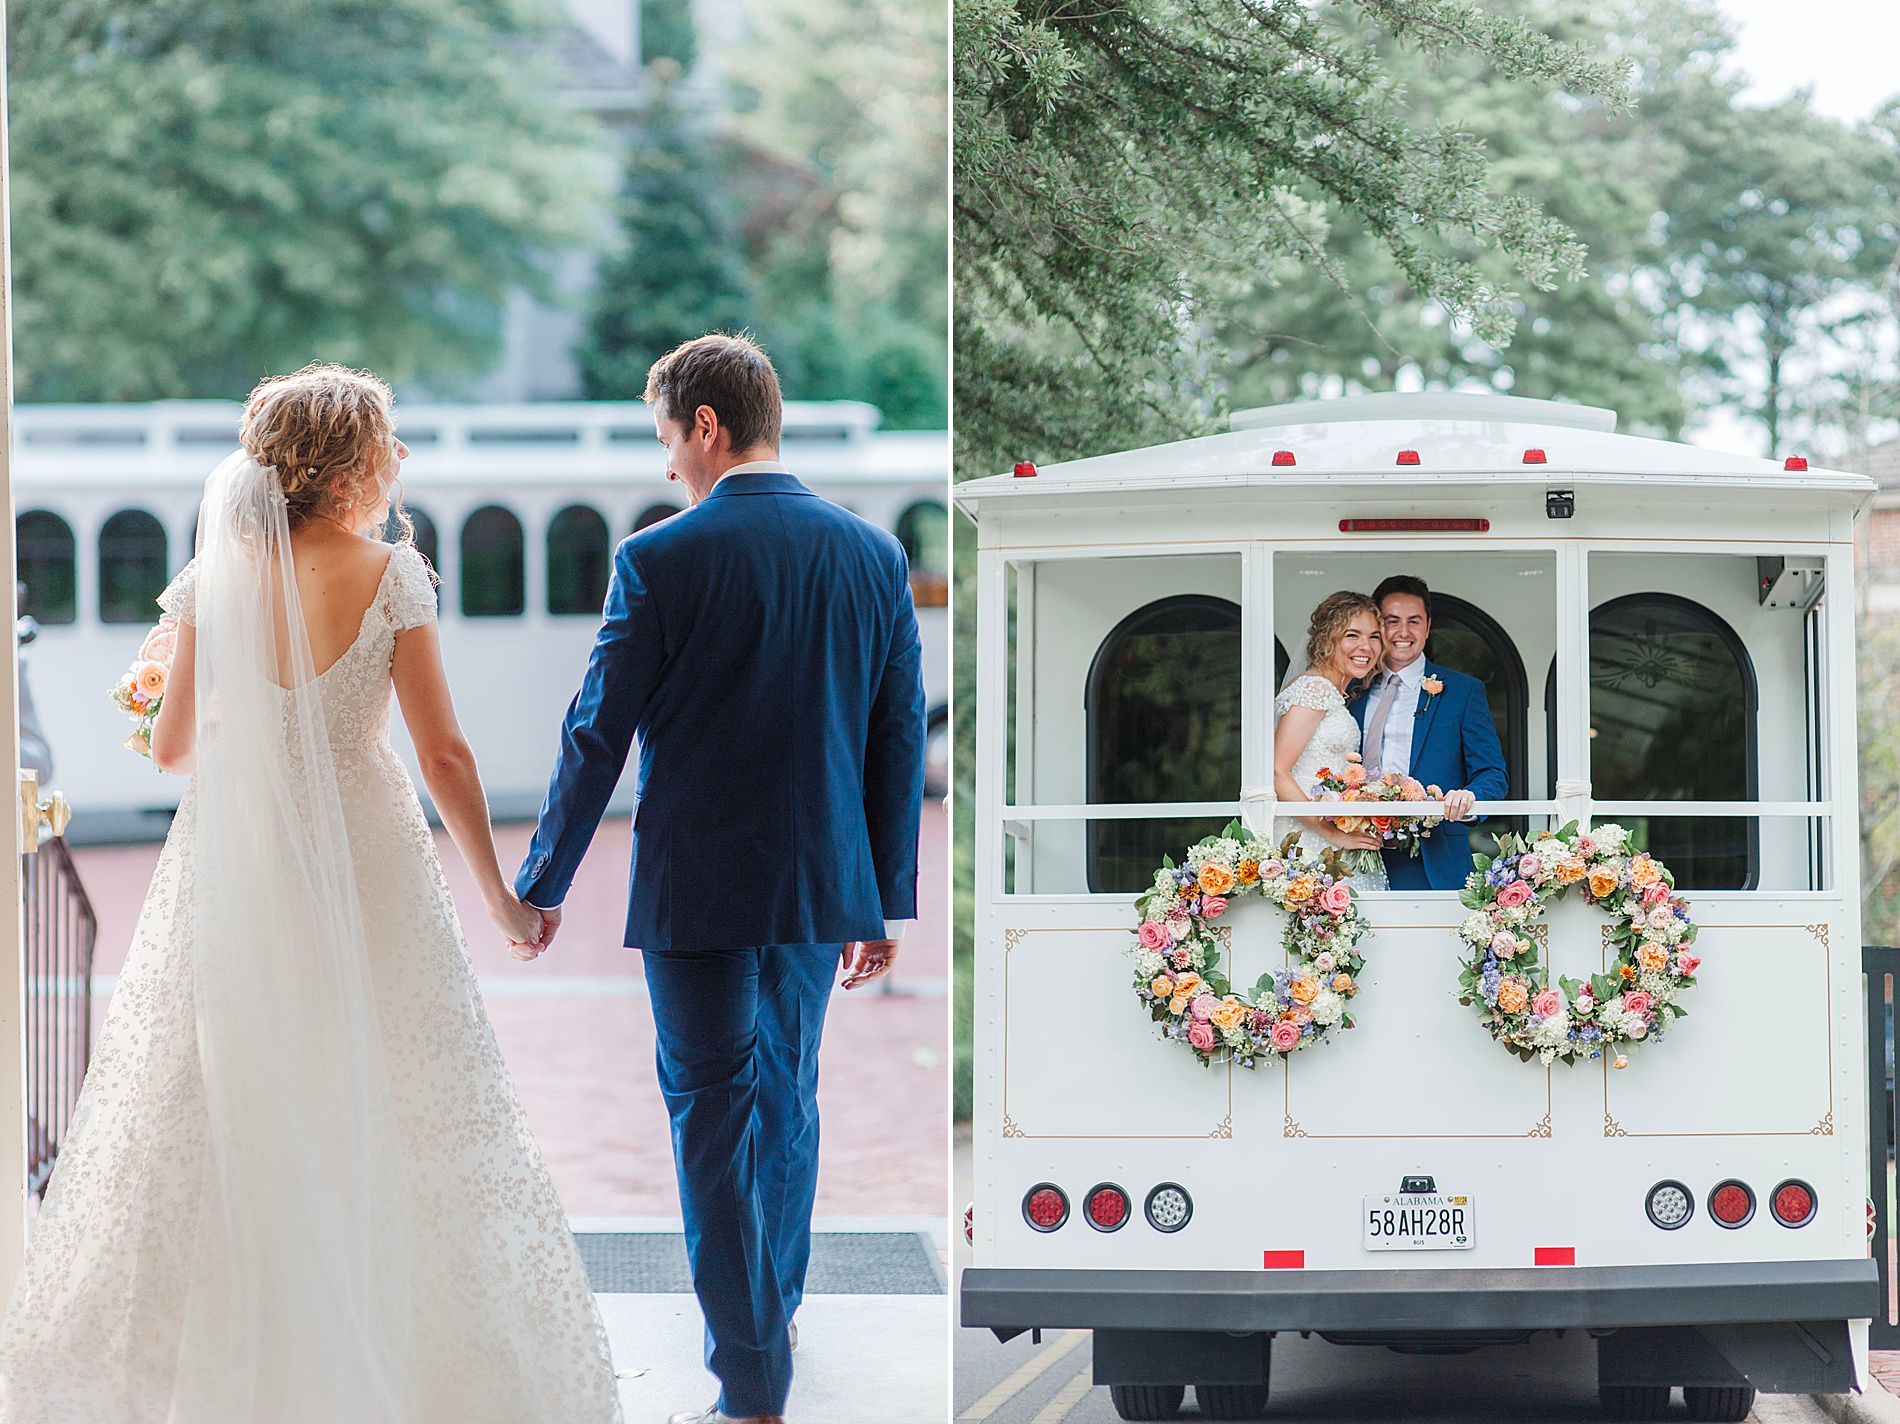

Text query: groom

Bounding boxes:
[1351,575,1507,890]
[514,334,927,1424]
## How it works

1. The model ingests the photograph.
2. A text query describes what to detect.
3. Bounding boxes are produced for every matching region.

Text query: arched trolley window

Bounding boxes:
[895,501,948,608]
[634,503,682,533]
[1086,595,1241,894]
[461,506,524,617]
[1545,593,1757,890]
[17,512,75,625]
[382,505,440,606]
[1429,593,1530,839]
[547,505,611,615]
[98,510,168,624]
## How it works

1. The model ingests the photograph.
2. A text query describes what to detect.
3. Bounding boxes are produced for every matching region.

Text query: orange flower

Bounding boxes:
[1210,997,1248,1030]
[1557,857,1587,885]
[1332,973,1354,993]
[1636,944,1668,973]
[1371,816,1394,835]
[1588,867,1620,898]
[1289,976,1319,1005]
[1285,875,1318,903]
[1331,816,1370,835]
[1496,981,1529,1014]
[1630,857,1661,890]
[1237,860,1260,884]
[1199,862,1236,896]
[136,661,168,699]
[1150,976,1176,999]
[1341,763,1367,787]
[1619,963,1636,981]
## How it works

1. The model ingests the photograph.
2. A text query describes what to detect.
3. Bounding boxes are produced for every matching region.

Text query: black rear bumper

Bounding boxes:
[960,1257,1880,1334]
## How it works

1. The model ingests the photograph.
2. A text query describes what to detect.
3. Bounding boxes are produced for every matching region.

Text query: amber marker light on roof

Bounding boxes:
[1339,518,1490,533]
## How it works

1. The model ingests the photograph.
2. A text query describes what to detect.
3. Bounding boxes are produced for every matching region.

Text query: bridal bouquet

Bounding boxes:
[1310,753,1445,869]
[109,615,179,759]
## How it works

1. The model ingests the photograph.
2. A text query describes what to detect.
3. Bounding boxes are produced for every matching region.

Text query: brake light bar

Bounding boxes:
[1339,518,1490,533]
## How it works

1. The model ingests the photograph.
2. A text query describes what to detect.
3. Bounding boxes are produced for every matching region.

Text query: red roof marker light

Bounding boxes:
[1784,456,1809,471]
[1396,450,1420,465]
[1272,450,1296,467]
[1013,461,1037,478]
[1340,518,1490,533]
[1523,449,1547,464]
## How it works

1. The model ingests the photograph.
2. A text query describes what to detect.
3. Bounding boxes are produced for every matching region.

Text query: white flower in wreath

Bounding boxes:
[1596,998,1628,1033]
[1459,911,1495,945]
[1154,868,1177,891]
[1591,824,1629,855]
[1168,918,1191,943]
[1134,950,1165,978]
[1310,988,1345,1025]
[1531,1011,1572,1049]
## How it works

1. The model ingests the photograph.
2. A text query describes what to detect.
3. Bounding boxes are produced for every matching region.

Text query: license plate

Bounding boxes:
[1363,1193,1474,1250]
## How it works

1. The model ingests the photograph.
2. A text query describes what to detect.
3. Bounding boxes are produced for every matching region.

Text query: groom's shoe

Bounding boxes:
[665,1409,785,1424]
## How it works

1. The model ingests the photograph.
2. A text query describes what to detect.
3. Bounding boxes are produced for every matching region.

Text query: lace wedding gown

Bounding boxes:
[1273,673,1389,892]
[0,543,622,1423]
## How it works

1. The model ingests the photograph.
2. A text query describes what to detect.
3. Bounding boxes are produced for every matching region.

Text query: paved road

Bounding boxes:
[950,1135,1845,1424]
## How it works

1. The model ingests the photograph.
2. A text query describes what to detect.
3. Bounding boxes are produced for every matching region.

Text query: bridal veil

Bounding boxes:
[176,451,418,1421]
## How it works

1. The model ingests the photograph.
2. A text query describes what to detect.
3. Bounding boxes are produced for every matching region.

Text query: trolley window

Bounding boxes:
[98,510,168,625]
[547,505,611,616]
[460,506,524,618]
[17,512,75,625]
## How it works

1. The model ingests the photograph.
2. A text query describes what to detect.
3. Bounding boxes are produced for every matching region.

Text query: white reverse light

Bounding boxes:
[1646,1180,1693,1230]
[1145,1183,1193,1233]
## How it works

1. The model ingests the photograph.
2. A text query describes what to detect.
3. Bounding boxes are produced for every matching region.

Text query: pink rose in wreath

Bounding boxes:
[1642,881,1669,906]
[1621,990,1653,1016]
[1201,895,1229,919]
[1531,988,1562,1018]
[1189,993,1218,1022]
[1496,880,1533,909]
[1675,951,1701,975]
[1138,920,1170,950]
[1187,1020,1216,1052]
[1517,854,1543,880]
[1268,1020,1302,1053]
[1260,860,1284,880]
[1319,882,1352,916]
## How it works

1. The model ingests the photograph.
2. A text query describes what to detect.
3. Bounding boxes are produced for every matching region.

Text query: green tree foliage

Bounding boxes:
[578,81,754,400]
[640,0,699,69]
[726,0,948,427]
[9,0,605,400]
[955,0,1632,477]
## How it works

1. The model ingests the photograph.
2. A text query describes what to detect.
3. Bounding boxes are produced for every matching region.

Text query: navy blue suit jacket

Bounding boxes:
[515,471,927,951]
[1349,661,1508,891]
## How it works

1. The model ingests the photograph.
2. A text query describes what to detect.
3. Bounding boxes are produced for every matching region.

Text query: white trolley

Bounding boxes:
[957,392,1880,1420]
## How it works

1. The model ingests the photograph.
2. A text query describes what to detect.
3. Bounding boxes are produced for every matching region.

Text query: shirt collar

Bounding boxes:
[1384,657,1428,690]
[719,459,790,480]
[702,465,813,502]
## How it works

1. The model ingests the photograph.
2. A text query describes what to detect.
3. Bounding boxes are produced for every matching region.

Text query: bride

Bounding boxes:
[0,366,621,1422]
[1273,590,1388,891]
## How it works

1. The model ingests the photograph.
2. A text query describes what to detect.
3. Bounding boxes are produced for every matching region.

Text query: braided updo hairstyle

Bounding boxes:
[239,363,413,540]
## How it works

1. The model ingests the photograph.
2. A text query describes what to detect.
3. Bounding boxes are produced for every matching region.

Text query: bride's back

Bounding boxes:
[279,526,395,683]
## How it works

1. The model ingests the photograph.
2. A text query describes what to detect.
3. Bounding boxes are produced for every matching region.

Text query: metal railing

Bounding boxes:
[23,838,95,1197]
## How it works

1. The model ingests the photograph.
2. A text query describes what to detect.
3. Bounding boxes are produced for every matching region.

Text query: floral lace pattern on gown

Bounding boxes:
[0,542,622,1423]
[1272,674,1388,892]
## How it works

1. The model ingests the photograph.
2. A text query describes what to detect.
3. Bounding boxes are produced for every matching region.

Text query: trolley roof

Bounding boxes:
[954,392,1875,519]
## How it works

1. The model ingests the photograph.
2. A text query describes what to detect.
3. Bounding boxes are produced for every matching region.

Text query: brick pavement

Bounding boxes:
[70,803,949,1219]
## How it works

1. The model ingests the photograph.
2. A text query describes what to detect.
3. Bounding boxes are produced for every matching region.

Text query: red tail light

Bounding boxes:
[1084,1183,1130,1233]
[1023,1183,1068,1232]
[1770,1179,1816,1228]
[1709,1180,1755,1228]
[1272,450,1296,466]
[964,1202,974,1245]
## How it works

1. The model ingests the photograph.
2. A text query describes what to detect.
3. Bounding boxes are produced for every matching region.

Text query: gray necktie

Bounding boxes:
[1362,674,1402,772]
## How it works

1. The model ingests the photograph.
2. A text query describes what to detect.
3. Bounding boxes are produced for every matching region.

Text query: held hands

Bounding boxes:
[486,890,549,960]
[840,938,899,991]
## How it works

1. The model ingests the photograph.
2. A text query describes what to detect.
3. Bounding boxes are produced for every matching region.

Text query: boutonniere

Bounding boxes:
[1420,674,1444,706]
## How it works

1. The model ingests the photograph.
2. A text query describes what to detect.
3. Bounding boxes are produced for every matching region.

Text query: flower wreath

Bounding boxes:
[1130,822,1368,1067]
[1455,822,1701,1066]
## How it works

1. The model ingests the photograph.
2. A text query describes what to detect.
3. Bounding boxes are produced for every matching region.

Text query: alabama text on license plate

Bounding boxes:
[1363,1193,1474,1250]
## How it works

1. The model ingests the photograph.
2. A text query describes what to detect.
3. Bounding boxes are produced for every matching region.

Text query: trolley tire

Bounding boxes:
[1195,1382,1270,1419]
[1683,1385,1756,1422]
[1109,1384,1185,1420]
[1598,1384,1670,1419]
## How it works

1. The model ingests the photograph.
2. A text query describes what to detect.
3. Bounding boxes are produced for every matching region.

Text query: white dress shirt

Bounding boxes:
[1372,658,1428,779]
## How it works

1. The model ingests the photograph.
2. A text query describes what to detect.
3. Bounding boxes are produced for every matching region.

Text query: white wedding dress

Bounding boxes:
[0,522,622,1421]
[1272,674,1389,892]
